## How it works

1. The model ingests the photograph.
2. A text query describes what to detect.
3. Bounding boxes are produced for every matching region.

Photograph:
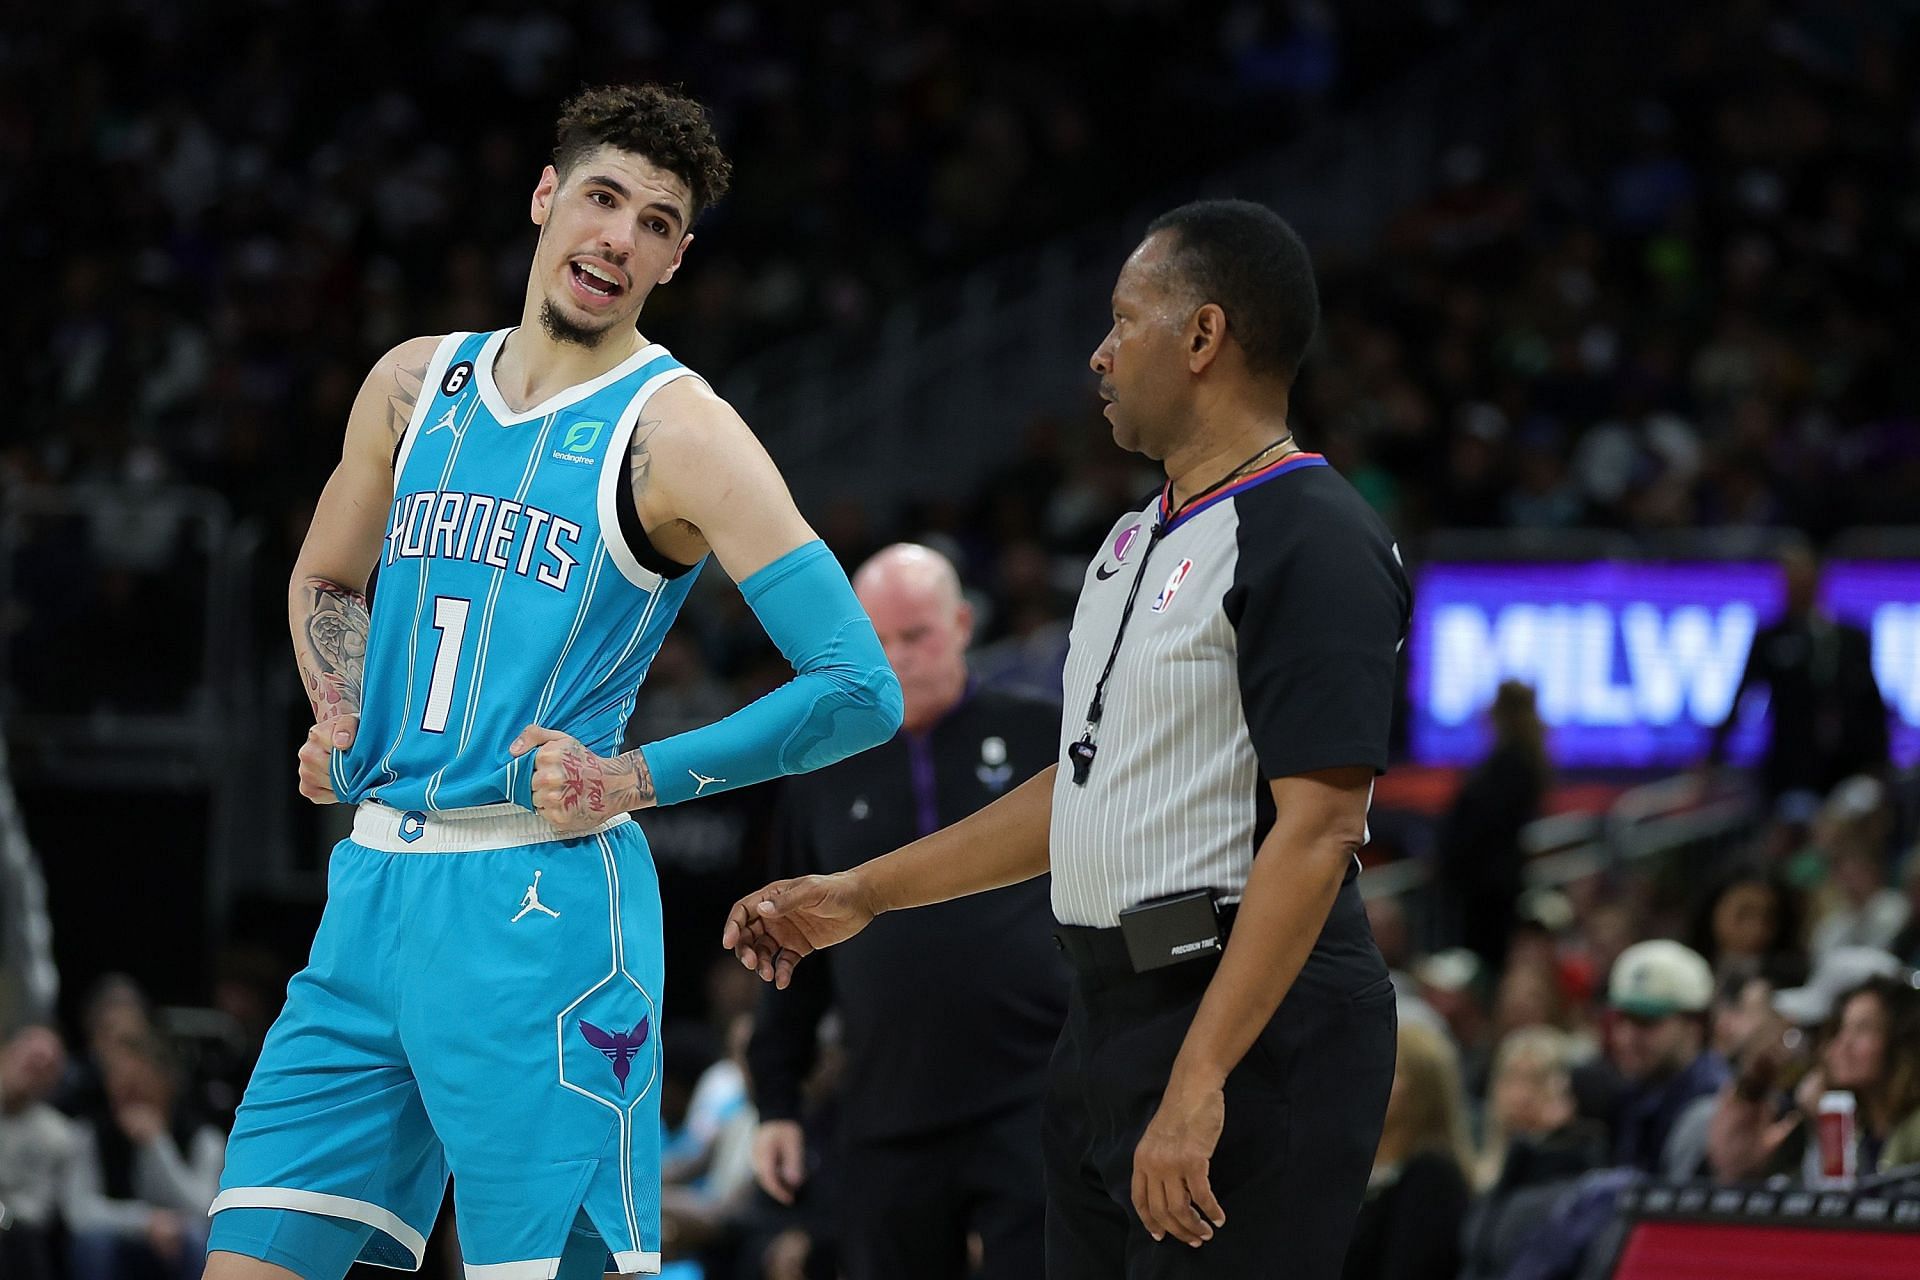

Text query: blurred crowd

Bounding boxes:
[10,0,1920,1277]
[1303,1,1920,540]
[1,959,278,1280]
[3,0,1470,533]
[11,714,1920,1280]
[1344,759,1920,1280]
[6,2,1917,727]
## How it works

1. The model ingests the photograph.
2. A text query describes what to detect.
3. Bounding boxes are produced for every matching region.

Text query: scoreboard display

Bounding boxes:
[1407,561,1920,769]
[1611,1183,1920,1279]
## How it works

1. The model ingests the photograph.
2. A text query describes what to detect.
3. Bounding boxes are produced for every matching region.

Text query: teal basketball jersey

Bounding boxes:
[332,329,704,813]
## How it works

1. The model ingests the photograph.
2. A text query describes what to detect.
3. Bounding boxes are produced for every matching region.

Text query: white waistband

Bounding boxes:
[352,802,631,853]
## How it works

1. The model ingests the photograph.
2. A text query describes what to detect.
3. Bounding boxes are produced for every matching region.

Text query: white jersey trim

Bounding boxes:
[392,333,470,490]
[597,363,704,591]
[462,1249,658,1277]
[210,1187,427,1268]
[610,1249,663,1275]
[466,1261,559,1280]
[475,330,668,426]
[352,801,630,852]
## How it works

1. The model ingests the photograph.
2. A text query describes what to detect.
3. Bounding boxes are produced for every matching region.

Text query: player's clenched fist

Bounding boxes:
[510,724,653,834]
[297,715,359,803]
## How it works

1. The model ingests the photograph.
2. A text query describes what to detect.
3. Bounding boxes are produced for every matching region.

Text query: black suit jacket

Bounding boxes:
[1711,614,1889,796]
[747,686,1068,1142]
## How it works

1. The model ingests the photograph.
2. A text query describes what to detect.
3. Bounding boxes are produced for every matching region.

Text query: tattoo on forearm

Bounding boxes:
[386,360,428,444]
[297,577,370,719]
[616,750,658,810]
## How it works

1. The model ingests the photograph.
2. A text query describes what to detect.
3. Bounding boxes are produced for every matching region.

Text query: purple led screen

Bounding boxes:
[1408,561,1920,769]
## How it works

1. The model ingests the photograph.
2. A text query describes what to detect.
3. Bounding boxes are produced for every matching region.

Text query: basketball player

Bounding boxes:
[202,85,902,1280]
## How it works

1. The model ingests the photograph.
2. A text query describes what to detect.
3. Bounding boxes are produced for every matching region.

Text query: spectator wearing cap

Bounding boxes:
[1604,940,1728,1174]
[1499,945,1731,1280]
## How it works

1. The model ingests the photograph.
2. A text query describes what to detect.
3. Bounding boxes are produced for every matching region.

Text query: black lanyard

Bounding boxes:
[1067,435,1293,786]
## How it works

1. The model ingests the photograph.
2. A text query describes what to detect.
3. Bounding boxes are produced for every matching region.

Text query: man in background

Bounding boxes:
[1708,547,1889,808]
[748,543,1065,1280]
[1604,940,1728,1174]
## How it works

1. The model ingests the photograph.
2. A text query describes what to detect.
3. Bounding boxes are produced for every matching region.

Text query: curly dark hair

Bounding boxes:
[553,84,732,222]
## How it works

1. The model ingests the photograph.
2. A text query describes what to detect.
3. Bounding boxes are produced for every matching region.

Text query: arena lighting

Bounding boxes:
[1408,561,1920,769]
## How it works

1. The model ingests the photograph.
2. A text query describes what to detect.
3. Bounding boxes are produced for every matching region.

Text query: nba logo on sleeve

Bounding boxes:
[1151,558,1194,613]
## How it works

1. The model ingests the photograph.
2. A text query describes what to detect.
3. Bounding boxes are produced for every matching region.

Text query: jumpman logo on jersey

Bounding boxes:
[689,769,725,796]
[510,870,560,922]
[423,402,465,438]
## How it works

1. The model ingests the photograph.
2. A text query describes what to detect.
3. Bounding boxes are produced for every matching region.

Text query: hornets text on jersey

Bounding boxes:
[330,329,702,813]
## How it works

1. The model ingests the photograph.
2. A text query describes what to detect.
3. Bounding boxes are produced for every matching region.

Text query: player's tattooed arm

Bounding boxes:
[555,745,658,818]
[286,335,437,745]
[515,728,659,830]
[629,417,660,499]
[627,416,711,564]
[611,749,659,810]
[296,577,370,720]
[385,357,428,449]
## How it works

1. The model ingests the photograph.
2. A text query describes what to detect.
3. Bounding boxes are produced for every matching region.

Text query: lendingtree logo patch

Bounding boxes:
[553,420,608,464]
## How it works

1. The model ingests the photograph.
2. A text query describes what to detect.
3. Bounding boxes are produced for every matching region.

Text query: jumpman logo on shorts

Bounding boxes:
[511,870,560,922]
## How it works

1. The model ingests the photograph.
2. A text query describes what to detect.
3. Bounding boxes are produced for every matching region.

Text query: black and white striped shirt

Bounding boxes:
[1049,452,1411,928]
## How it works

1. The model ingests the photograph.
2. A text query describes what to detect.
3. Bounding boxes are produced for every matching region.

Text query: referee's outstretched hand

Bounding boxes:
[722,872,875,989]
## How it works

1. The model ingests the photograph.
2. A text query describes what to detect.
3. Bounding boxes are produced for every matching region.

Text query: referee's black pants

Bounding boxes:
[839,1099,1047,1280]
[1042,887,1397,1278]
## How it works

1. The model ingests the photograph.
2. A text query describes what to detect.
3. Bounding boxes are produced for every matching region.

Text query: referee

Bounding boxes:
[724,199,1410,1278]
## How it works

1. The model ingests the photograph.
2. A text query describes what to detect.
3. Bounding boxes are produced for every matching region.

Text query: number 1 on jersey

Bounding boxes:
[422,595,471,733]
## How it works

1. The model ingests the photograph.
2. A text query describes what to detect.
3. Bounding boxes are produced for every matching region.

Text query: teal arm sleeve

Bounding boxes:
[638,540,903,806]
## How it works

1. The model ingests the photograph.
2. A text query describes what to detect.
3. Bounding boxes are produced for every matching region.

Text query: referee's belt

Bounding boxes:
[1053,899,1239,980]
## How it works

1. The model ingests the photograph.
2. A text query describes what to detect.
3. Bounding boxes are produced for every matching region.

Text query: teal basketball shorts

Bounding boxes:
[210,803,666,1278]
